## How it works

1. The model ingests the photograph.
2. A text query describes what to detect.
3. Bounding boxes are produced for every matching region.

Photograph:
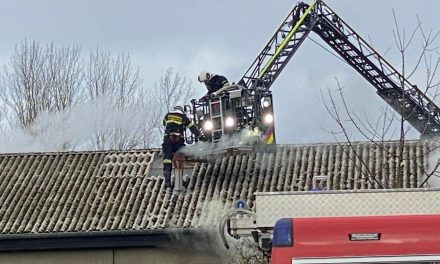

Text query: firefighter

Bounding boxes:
[162,104,200,188]
[198,70,230,96]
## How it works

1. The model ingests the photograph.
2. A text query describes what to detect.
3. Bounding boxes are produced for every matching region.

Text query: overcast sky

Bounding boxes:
[1,0,439,144]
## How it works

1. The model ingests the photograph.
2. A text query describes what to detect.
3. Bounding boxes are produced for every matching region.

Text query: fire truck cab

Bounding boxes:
[272,215,440,264]
[220,188,440,264]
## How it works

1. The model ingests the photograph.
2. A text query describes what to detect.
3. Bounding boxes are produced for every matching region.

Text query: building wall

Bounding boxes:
[0,248,223,264]
[115,248,223,264]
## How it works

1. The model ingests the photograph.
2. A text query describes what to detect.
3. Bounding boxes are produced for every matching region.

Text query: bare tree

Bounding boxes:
[82,48,155,150]
[154,67,195,135]
[0,104,5,136]
[0,41,167,151]
[0,40,50,129]
[82,93,160,151]
[84,48,140,107]
[43,42,83,111]
[0,40,82,129]
[155,67,194,113]
[135,87,162,148]
[322,12,440,188]
[0,39,195,151]
[229,238,269,264]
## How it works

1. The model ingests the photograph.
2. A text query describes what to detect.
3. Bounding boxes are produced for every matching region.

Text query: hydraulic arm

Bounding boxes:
[238,0,440,137]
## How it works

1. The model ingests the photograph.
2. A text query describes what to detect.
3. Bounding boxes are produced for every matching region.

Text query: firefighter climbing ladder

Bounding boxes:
[238,0,440,138]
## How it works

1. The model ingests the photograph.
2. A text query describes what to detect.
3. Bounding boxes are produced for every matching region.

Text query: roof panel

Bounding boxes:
[0,141,435,235]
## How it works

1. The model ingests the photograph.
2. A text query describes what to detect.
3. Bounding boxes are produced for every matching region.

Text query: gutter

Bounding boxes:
[0,228,213,252]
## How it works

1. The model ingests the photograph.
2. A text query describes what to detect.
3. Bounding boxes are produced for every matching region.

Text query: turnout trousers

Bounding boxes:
[162,134,184,187]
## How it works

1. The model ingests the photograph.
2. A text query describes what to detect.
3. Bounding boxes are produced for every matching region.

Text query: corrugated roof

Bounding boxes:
[0,140,434,234]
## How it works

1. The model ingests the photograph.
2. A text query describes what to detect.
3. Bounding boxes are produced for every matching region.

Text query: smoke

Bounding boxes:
[0,95,159,153]
[160,198,235,262]
[178,127,263,161]
[160,228,227,259]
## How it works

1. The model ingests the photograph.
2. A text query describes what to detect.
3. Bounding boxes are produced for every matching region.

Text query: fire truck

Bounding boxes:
[220,187,440,263]
[185,0,440,158]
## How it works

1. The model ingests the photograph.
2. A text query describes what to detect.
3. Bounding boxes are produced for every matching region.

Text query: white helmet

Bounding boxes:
[198,71,212,83]
[173,103,185,114]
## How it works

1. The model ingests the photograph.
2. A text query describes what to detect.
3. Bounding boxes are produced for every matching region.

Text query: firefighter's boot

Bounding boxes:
[163,165,172,189]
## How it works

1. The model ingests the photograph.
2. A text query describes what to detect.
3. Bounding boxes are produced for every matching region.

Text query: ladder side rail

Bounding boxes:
[241,47,271,88]
[313,19,395,90]
[209,99,224,142]
[258,24,316,91]
[319,4,416,91]
[313,17,440,135]
[240,1,319,89]
[320,3,400,83]
[240,5,303,88]
[320,2,440,128]
[219,98,225,138]
[254,1,319,91]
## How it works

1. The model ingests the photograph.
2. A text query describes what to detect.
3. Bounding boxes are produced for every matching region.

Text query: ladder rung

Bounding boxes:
[386,71,397,77]
[296,28,308,33]
[286,44,299,49]
[262,52,275,57]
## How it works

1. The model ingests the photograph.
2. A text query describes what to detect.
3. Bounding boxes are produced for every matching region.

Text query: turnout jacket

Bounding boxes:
[205,75,230,95]
[163,111,200,138]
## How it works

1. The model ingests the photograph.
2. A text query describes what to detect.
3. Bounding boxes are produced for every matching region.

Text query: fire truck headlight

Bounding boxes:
[264,113,274,124]
[262,100,270,108]
[203,120,213,131]
[225,117,235,127]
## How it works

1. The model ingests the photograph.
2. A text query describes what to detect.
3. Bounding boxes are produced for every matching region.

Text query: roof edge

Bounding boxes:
[0,228,203,252]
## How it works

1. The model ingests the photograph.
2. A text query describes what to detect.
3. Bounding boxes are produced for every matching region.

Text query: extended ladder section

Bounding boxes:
[239,0,319,90]
[238,0,440,137]
[313,2,440,137]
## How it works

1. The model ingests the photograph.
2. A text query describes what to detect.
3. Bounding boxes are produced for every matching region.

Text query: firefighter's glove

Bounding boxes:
[200,94,211,101]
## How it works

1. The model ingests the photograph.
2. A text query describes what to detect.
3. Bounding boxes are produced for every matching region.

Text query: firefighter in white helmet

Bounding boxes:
[198,71,230,96]
[162,104,200,188]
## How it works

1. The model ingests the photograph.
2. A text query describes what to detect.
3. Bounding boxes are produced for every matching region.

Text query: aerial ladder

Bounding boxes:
[238,0,440,137]
[186,0,440,163]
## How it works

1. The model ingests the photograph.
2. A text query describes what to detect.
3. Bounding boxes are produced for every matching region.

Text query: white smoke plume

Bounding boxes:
[0,95,159,153]
[178,127,267,161]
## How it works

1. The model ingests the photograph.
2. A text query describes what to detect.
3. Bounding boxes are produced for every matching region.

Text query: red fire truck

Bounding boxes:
[272,215,440,263]
[220,188,440,264]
